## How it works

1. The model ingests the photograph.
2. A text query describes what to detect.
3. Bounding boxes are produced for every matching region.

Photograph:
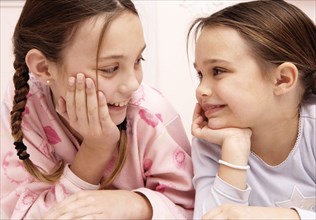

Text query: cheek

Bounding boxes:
[136,70,143,84]
[98,83,114,100]
[223,88,260,121]
[216,84,250,115]
[54,75,68,98]
[195,81,205,102]
[195,91,201,104]
[220,85,247,106]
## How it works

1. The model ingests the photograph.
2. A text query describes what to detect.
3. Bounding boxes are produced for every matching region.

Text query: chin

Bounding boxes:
[110,114,127,126]
[207,119,227,130]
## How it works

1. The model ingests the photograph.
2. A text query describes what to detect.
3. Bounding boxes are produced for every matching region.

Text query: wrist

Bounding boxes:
[127,192,153,219]
[222,134,251,164]
[81,140,118,155]
[70,145,115,184]
[219,159,250,170]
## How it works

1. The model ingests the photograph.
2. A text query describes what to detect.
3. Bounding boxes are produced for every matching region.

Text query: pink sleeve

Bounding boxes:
[1,154,99,219]
[134,115,194,219]
[0,88,99,219]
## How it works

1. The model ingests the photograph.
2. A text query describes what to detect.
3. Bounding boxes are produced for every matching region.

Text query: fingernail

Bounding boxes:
[77,73,84,83]
[68,77,75,86]
[98,91,105,101]
[85,78,93,89]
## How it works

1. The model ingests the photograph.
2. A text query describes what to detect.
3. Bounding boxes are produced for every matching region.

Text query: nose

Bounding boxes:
[119,70,142,94]
[196,80,212,98]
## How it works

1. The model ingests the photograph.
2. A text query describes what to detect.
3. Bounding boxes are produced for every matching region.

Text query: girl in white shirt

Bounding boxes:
[188,0,316,219]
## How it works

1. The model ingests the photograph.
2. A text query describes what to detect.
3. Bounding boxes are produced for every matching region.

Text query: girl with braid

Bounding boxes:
[188,0,315,219]
[0,0,194,219]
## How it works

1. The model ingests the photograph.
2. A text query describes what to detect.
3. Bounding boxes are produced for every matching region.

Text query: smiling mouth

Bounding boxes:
[108,100,129,107]
[203,105,226,116]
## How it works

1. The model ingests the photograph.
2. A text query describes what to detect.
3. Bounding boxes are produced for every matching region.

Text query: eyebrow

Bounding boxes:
[98,44,147,61]
[193,58,230,68]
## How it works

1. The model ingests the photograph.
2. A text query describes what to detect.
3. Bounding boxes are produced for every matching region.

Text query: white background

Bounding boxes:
[1,0,315,138]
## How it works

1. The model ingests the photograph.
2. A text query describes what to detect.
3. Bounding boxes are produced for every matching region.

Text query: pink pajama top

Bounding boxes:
[1,74,194,219]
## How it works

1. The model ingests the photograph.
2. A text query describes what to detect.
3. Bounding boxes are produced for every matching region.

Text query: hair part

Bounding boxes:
[188,0,316,100]
[11,0,137,187]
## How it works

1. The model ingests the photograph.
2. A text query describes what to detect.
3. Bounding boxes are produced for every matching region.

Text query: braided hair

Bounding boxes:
[10,0,137,187]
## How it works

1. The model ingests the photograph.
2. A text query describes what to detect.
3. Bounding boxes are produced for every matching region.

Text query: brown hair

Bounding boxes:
[11,0,138,188]
[188,0,316,100]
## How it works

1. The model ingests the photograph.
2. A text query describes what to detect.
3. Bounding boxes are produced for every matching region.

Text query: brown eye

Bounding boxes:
[213,67,225,76]
[100,66,119,74]
[135,56,145,64]
[196,71,202,79]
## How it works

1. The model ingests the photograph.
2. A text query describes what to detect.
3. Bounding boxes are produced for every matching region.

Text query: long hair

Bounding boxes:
[188,0,316,100]
[11,0,137,188]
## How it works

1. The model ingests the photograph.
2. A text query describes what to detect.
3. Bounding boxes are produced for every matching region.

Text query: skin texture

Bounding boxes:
[192,26,301,219]
[43,190,152,219]
[27,12,153,219]
[202,204,299,220]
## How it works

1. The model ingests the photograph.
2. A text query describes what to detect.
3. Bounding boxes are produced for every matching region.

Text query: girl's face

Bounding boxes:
[51,12,145,125]
[194,26,275,129]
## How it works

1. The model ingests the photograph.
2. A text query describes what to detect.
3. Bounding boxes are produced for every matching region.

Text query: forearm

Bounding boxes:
[70,143,115,184]
[131,192,153,219]
[256,207,300,219]
[219,136,251,190]
[1,164,99,219]
[202,205,301,220]
[218,165,248,190]
[135,187,193,219]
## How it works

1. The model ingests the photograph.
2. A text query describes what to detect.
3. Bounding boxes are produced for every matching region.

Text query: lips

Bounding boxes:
[202,104,226,117]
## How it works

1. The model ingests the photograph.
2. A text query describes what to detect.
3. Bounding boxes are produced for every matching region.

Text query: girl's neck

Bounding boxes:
[250,111,300,166]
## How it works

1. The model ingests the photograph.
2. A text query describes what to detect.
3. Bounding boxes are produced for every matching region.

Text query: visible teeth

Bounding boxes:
[109,101,129,107]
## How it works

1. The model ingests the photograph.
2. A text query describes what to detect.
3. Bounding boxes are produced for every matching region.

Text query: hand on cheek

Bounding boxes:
[56,73,120,152]
[191,103,252,148]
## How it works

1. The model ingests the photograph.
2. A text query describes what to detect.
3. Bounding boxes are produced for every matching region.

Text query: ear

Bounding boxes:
[273,62,299,96]
[25,49,54,85]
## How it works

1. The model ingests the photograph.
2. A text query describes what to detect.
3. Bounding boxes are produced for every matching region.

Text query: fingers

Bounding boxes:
[44,191,103,219]
[98,91,112,129]
[192,103,207,126]
[75,73,88,126]
[191,102,207,137]
[202,207,224,220]
[44,192,86,219]
[44,194,78,218]
[56,96,68,120]
[192,103,203,126]
[86,78,100,128]
[64,73,106,128]
[66,76,77,123]
[192,102,202,121]
[59,73,120,147]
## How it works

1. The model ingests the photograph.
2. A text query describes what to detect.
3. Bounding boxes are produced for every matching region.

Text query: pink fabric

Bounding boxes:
[1,75,194,219]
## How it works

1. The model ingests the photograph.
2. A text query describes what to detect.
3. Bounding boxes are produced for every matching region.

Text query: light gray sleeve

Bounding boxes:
[192,138,251,219]
[293,208,316,220]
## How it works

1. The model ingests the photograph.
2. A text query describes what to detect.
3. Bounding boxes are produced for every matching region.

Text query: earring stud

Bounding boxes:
[46,80,50,84]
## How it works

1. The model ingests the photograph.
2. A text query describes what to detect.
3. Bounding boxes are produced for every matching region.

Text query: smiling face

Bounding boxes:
[194,26,276,129]
[50,12,145,125]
